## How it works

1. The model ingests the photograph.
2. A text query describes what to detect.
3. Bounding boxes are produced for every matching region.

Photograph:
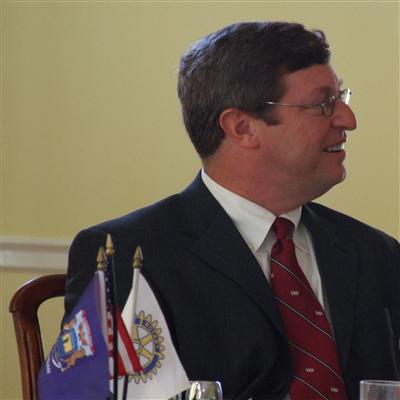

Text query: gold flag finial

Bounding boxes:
[97,247,106,270]
[133,246,143,268]
[105,233,115,256]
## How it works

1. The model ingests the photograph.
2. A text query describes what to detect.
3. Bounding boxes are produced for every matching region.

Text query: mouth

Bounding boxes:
[323,143,345,153]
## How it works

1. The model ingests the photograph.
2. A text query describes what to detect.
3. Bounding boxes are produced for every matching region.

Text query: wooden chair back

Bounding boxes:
[9,274,66,400]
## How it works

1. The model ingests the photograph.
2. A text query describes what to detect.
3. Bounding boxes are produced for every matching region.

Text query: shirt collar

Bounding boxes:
[201,169,302,252]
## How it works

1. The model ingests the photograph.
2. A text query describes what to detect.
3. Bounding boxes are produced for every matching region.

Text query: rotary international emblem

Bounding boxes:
[128,310,165,383]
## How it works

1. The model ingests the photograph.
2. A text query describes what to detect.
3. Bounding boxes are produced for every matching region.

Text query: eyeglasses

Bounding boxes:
[265,88,352,117]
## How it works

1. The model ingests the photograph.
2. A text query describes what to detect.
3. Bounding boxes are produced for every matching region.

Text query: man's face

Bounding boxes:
[256,64,357,199]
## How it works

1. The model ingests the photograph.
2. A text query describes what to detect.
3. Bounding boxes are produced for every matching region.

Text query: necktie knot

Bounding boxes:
[272,217,294,240]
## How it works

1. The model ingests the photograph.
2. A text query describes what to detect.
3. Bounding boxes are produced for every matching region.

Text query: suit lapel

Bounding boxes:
[302,204,358,367]
[179,174,285,335]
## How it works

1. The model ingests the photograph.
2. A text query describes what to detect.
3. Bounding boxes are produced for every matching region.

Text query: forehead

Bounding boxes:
[280,64,340,99]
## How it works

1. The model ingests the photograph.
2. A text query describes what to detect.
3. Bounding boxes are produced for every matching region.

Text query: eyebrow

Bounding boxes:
[308,85,338,97]
[308,78,344,98]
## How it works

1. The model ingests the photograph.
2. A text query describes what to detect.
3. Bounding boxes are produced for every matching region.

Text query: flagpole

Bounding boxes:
[106,234,119,400]
[96,247,109,351]
[97,247,114,400]
[122,246,143,400]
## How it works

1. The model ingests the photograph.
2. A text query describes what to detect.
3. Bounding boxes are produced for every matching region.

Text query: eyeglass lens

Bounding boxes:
[323,89,351,116]
[322,99,335,117]
[340,89,351,105]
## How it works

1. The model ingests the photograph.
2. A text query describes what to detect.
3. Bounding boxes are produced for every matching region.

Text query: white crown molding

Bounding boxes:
[1,236,71,271]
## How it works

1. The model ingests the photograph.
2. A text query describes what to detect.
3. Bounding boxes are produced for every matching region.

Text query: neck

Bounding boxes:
[203,164,318,216]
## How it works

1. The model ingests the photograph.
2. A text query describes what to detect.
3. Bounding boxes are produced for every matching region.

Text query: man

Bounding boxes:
[65,22,400,399]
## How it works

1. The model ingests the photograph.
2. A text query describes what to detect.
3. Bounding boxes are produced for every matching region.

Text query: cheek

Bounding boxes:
[262,119,326,165]
[283,119,323,149]
[285,134,322,160]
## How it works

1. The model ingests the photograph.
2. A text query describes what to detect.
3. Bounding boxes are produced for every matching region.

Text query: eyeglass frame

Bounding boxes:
[264,88,352,117]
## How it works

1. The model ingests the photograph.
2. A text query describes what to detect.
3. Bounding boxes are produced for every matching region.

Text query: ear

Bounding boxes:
[219,108,260,149]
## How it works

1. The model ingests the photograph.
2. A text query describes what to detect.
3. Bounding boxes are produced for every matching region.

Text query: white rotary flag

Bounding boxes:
[121,257,190,399]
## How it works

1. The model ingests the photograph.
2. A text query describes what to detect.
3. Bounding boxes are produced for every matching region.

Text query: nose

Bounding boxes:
[331,101,357,131]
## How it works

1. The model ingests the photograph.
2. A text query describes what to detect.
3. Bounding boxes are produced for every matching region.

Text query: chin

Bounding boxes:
[341,168,347,181]
[310,174,346,201]
[330,165,347,186]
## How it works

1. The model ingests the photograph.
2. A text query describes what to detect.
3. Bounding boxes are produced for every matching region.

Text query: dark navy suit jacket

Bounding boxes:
[65,174,400,399]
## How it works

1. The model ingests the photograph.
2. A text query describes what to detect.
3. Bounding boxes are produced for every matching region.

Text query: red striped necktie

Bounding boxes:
[270,217,347,400]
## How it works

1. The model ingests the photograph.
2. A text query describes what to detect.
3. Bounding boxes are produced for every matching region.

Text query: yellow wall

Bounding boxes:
[1,2,398,399]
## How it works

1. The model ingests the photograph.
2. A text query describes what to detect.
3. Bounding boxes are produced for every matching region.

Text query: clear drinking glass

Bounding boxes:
[360,380,400,400]
[185,380,223,400]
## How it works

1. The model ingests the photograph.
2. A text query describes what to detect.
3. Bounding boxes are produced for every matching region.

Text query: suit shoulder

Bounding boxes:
[307,202,399,250]
[82,193,182,235]
[68,194,184,260]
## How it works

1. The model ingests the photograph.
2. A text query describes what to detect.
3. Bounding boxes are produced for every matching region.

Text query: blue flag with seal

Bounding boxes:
[38,272,109,399]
